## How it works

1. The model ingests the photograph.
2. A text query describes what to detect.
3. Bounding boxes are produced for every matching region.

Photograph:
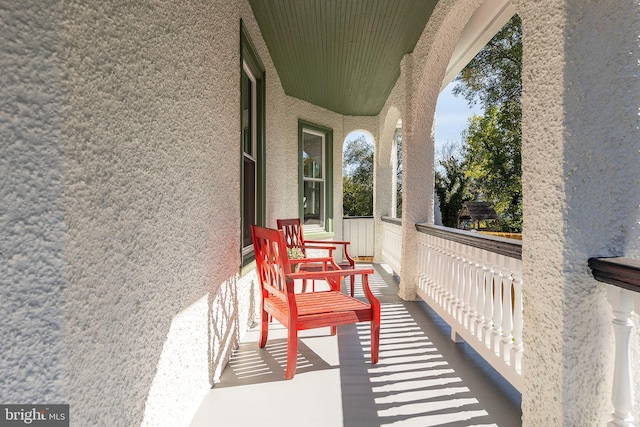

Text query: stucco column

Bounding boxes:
[518,1,640,425]
[397,54,435,301]
[374,107,402,263]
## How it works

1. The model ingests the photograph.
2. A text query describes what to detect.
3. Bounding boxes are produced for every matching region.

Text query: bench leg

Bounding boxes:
[370,317,380,364]
[259,308,269,348]
[285,327,298,380]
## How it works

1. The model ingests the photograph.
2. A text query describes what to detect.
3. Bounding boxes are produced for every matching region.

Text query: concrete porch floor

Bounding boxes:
[190,263,522,427]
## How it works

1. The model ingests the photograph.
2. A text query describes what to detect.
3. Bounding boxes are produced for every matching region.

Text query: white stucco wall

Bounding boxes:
[59,1,256,425]
[1,1,382,425]
[519,2,640,424]
[1,0,266,425]
[1,0,67,403]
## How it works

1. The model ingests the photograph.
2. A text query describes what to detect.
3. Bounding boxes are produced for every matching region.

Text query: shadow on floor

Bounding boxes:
[190,263,522,427]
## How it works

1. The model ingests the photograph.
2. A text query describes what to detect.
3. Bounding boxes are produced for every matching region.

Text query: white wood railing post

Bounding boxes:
[607,286,636,427]
[482,251,495,347]
[469,247,481,335]
[500,257,514,362]
[510,259,523,373]
[463,246,476,329]
[491,254,504,353]
[475,249,488,339]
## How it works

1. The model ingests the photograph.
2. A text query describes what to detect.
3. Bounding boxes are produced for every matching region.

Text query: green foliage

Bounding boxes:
[435,149,475,228]
[343,135,373,216]
[454,14,522,232]
[453,15,522,109]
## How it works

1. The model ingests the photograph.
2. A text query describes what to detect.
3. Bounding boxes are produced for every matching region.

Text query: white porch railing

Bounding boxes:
[380,217,402,275]
[415,224,523,392]
[378,218,524,390]
[589,257,640,427]
[342,216,374,258]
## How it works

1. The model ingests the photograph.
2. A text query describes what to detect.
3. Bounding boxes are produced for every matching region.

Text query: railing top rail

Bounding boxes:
[415,223,522,260]
[380,216,402,226]
[588,257,640,294]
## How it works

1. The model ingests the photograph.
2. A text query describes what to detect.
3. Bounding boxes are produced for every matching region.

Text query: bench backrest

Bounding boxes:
[276,218,306,256]
[251,224,293,303]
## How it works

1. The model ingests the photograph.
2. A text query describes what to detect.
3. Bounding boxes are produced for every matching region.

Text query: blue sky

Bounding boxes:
[346,81,481,156]
[434,81,482,154]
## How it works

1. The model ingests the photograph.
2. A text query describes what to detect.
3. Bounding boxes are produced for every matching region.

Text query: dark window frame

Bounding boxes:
[240,21,266,269]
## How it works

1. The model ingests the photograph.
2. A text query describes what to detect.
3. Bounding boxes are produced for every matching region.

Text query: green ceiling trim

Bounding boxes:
[249,0,438,116]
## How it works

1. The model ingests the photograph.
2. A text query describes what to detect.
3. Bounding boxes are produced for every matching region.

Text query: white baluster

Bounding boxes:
[467,247,480,334]
[458,245,469,324]
[452,242,463,320]
[607,286,635,427]
[426,239,435,298]
[474,249,487,339]
[482,251,495,346]
[500,257,514,362]
[510,259,523,373]
[442,240,453,312]
[491,254,504,353]
[463,246,475,328]
[433,239,442,303]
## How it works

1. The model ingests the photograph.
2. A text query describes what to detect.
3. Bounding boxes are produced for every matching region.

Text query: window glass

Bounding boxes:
[299,125,331,231]
[303,133,323,179]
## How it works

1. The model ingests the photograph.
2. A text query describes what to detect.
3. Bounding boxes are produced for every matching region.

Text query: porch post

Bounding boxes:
[397,53,436,301]
[517,0,640,425]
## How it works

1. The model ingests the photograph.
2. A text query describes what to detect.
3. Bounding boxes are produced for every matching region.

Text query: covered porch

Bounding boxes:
[190,263,521,426]
[4,0,640,426]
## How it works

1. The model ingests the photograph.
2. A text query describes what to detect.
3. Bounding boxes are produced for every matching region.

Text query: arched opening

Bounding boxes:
[342,131,374,218]
[433,13,522,237]
[342,130,375,260]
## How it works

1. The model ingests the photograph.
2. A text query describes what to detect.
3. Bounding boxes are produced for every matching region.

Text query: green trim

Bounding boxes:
[298,119,333,233]
[240,20,266,269]
[304,230,334,240]
[240,259,256,277]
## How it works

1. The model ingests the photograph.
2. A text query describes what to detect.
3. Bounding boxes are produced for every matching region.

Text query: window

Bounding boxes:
[241,22,265,267]
[298,121,333,232]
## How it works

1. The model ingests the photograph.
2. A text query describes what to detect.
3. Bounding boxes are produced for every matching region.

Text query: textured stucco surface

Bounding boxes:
[0,0,67,403]
[4,0,640,426]
[519,1,640,425]
[1,0,382,424]
[58,1,258,425]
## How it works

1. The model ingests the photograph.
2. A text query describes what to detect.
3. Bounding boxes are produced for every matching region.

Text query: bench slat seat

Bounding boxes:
[265,291,374,330]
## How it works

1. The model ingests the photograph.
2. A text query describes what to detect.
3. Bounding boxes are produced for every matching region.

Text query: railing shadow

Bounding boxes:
[339,264,522,426]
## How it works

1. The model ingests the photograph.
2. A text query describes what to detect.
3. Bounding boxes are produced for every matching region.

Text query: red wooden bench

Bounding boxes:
[251,224,380,379]
[277,218,357,296]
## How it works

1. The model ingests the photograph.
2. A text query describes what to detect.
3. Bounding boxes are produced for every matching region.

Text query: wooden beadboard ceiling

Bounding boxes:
[249,0,438,116]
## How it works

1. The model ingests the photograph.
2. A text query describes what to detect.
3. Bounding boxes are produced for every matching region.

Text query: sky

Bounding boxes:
[434,81,482,155]
[346,81,481,157]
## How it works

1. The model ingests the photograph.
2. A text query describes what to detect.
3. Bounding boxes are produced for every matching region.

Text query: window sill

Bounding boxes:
[304,230,334,240]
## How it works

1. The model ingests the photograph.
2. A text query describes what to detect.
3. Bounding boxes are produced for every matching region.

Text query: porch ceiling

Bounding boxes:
[249,0,439,116]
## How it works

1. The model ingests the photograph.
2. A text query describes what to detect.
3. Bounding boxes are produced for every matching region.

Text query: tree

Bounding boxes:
[453,14,522,232]
[343,135,373,216]
[435,142,475,228]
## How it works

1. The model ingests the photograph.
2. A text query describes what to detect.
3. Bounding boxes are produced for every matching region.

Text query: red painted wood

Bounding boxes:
[277,218,357,296]
[251,224,381,379]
